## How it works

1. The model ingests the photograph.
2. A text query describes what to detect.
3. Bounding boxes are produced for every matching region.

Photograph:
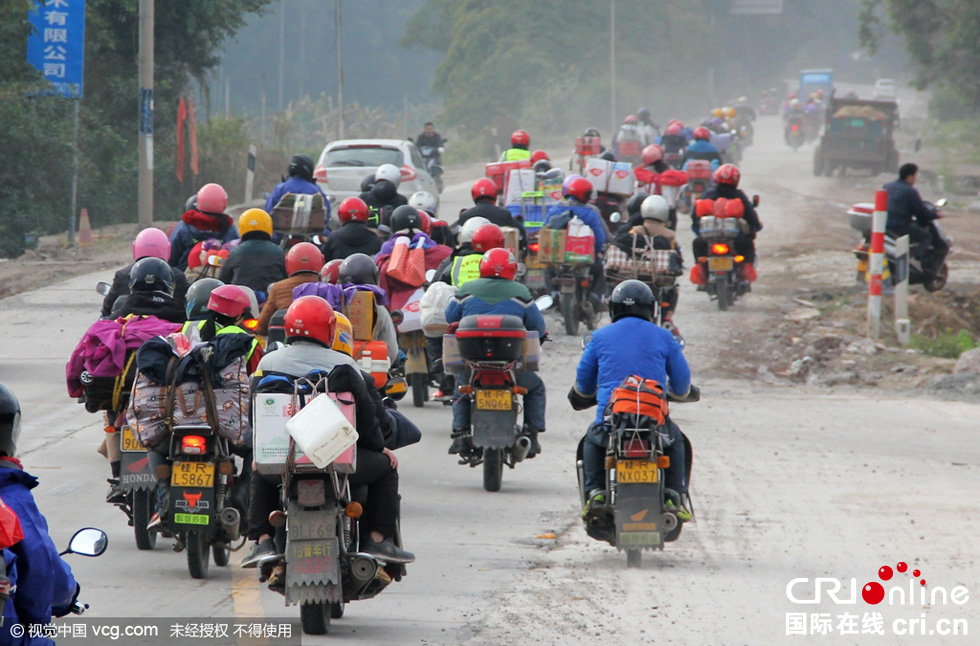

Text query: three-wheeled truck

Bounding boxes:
[813,95,899,177]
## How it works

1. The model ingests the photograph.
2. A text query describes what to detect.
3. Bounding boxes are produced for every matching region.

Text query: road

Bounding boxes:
[3,110,978,645]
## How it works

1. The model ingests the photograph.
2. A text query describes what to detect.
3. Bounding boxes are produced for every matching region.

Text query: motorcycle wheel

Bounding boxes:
[717,281,732,311]
[300,601,330,635]
[562,295,580,336]
[925,263,948,292]
[483,448,503,492]
[132,489,157,551]
[410,372,426,408]
[626,549,642,569]
[330,602,345,619]
[186,531,210,579]
[212,543,230,567]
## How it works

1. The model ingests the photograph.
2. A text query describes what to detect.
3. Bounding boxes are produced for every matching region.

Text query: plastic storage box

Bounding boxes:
[456,314,526,362]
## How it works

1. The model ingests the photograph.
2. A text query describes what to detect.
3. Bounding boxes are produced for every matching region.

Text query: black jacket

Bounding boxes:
[700,185,762,234]
[322,222,383,261]
[458,200,527,250]
[360,182,408,229]
[118,292,187,324]
[217,234,287,295]
[884,179,935,235]
[102,263,189,318]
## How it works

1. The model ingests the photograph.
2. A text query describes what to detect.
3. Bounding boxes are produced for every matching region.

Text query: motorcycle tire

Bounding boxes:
[132,489,157,551]
[410,372,426,408]
[664,521,684,543]
[717,281,732,311]
[186,531,210,579]
[483,448,503,492]
[330,602,345,619]
[562,296,580,336]
[300,601,330,635]
[212,543,230,567]
[626,549,642,569]
[925,263,948,292]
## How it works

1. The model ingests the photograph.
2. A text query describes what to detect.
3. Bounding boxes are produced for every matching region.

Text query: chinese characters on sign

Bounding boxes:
[26,0,86,98]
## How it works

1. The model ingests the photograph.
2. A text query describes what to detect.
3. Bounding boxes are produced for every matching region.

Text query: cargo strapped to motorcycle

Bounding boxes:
[608,375,669,429]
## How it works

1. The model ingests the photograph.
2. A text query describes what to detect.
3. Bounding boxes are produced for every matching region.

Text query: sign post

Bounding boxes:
[893,234,911,345]
[867,189,887,340]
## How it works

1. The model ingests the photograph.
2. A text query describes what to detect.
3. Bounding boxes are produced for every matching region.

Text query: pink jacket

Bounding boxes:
[66,316,182,397]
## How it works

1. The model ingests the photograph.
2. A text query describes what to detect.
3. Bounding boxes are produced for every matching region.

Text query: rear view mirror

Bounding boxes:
[534,294,554,311]
[752,194,760,207]
[609,212,622,223]
[516,262,527,278]
[936,198,947,207]
[96,281,111,296]
[65,528,108,557]
[390,310,404,326]
[425,268,436,282]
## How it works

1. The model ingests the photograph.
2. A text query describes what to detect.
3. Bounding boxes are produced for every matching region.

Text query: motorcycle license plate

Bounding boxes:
[171,461,215,488]
[475,390,512,411]
[617,460,658,484]
[120,425,142,452]
[708,257,734,272]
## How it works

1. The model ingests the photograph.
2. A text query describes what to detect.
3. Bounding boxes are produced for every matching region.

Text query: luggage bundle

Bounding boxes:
[607,375,669,430]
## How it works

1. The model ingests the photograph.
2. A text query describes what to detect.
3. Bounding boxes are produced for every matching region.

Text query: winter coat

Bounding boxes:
[168,210,237,271]
[445,277,546,337]
[359,181,407,228]
[101,263,189,318]
[682,140,722,167]
[217,236,287,295]
[255,273,321,335]
[458,201,527,250]
[118,292,187,324]
[264,176,330,217]
[322,222,382,261]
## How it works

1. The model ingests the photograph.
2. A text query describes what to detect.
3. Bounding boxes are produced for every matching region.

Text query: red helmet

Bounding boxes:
[285,241,325,276]
[665,124,682,137]
[510,130,530,147]
[418,211,432,234]
[337,196,369,224]
[693,127,711,141]
[642,144,664,166]
[471,178,497,203]
[529,150,550,165]
[479,248,518,280]
[196,183,228,214]
[207,284,252,318]
[712,163,741,187]
[320,258,343,284]
[284,295,336,347]
[667,119,684,129]
[624,115,638,124]
[565,177,594,203]
[472,223,505,253]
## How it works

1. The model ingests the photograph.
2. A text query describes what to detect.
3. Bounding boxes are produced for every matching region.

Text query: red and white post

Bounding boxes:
[867,189,888,340]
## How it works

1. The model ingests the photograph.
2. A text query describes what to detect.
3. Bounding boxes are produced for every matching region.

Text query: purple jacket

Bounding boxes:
[376,232,440,257]
[292,283,390,310]
[66,316,182,397]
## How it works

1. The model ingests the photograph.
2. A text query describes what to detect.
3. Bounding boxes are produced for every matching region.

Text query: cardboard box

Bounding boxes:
[584,158,634,196]
[564,234,595,264]
[345,290,376,341]
[485,159,532,192]
[253,391,356,475]
[537,228,567,264]
[500,226,521,254]
[503,169,538,205]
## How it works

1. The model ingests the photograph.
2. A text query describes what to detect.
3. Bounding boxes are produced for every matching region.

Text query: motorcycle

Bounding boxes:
[663,151,684,171]
[697,195,760,311]
[604,244,685,349]
[418,142,446,193]
[847,198,951,292]
[681,160,714,216]
[593,192,624,235]
[576,378,700,568]
[785,114,806,150]
[551,260,597,336]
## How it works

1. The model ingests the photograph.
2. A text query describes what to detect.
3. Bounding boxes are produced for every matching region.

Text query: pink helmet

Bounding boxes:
[196,183,228,214]
[132,228,171,261]
[207,284,252,318]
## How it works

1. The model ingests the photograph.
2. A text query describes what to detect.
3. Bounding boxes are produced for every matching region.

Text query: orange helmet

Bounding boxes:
[285,242,325,276]
[479,248,518,280]
[284,296,336,347]
[337,196,369,223]
[471,178,497,203]
[712,163,741,187]
[641,144,664,166]
[472,223,505,253]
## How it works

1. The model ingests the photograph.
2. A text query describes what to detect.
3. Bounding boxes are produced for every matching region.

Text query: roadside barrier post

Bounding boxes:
[245,144,256,204]
[893,234,911,344]
[867,189,887,340]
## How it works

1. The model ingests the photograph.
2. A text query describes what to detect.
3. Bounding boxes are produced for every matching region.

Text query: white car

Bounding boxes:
[313,139,438,206]
[873,78,898,101]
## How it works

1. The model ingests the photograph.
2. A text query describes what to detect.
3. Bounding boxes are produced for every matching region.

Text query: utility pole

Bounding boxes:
[138,0,154,227]
[609,0,616,137]
[299,0,306,100]
[336,0,345,139]
[278,0,285,111]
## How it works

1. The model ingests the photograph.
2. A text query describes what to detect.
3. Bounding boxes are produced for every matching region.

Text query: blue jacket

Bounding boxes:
[543,203,606,249]
[0,467,77,646]
[264,177,330,220]
[682,140,722,168]
[445,277,547,337]
[168,210,238,271]
[575,316,690,424]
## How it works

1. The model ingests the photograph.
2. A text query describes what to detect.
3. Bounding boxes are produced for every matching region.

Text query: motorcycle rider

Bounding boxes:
[570,280,692,520]
[263,153,330,218]
[322,196,383,261]
[433,216,488,285]
[458,179,527,252]
[445,248,548,458]
[682,127,723,168]
[658,123,688,157]
[0,383,81,643]
[102,228,190,318]
[544,177,609,310]
[612,115,644,162]
[635,107,661,145]
[499,130,532,162]
[359,163,408,229]
[117,257,187,324]
[255,242,324,336]
[169,183,237,271]
[691,164,762,284]
[884,163,940,268]
[614,195,681,321]
[416,121,444,150]
[218,209,287,296]
[242,296,415,575]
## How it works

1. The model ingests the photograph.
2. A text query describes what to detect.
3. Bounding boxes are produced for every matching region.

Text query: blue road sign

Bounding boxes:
[27,0,86,99]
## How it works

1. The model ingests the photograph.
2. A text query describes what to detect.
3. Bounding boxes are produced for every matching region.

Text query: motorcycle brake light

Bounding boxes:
[478,372,507,386]
[791,124,799,131]
[734,255,745,263]
[400,165,417,181]
[711,243,730,255]
[181,435,207,455]
[241,318,259,331]
[622,438,650,458]
[313,165,327,182]
[529,242,540,253]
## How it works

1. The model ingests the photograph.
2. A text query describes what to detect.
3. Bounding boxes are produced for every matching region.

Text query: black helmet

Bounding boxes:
[390,205,423,234]
[601,150,618,162]
[129,257,175,295]
[626,191,649,216]
[0,382,21,458]
[637,107,651,123]
[609,279,655,322]
[533,159,553,174]
[338,253,380,286]
[184,277,224,320]
[584,127,600,138]
[288,154,315,181]
[184,194,198,212]
[360,173,376,193]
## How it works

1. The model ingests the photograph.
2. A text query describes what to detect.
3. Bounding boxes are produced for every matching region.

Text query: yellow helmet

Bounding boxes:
[238,208,273,237]
[711,108,723,118]
[332,312,353,356]
[723,106,736,119]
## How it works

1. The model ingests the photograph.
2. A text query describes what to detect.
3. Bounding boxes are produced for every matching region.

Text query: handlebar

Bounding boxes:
[71,601,89,616]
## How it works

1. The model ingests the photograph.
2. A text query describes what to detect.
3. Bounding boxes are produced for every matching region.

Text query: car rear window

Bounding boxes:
[325,146,404,168]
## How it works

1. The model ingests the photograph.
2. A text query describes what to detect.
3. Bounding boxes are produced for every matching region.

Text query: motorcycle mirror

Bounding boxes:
[425,268,436,282]
[207,255,224,268]
[62,528,108,557]
[752,194,761,207]
[310,234,323,246]
[580,334,592,350]
[438,147,445,154]
[390,310,405,326]
[935,198,947,208]
[534,294,554,311]
[516,262,527,278]
[96,281,111,296]
[609,211,622,223]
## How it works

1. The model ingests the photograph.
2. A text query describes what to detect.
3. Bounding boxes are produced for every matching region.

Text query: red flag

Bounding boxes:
[176,96,187,184]
[187,96,199,177]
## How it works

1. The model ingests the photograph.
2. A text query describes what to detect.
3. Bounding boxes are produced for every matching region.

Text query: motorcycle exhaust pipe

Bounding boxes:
[350,555,379,586]
[661,512,679,534]
[219,507,241,542]
[512,436,532,463]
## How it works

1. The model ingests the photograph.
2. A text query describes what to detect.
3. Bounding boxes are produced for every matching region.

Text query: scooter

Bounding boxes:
[785,114,806,150]
[419,142,446,193]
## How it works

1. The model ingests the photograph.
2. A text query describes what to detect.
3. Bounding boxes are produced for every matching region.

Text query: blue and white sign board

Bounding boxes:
[26,0,86,98]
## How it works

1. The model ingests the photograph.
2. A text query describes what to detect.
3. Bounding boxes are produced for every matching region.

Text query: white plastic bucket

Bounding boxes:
[285,394,358,469]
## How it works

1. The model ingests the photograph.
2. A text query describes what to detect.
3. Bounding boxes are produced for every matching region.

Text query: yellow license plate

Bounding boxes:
[708,256,734,272]
[617,460,658,484]
[475,390,513,411]
[171,461,215,488]
[527,255,546,270]
[120,426,142,452]
[857,259,868,273]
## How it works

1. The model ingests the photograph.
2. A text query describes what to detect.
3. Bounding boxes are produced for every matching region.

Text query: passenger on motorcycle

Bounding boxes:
[263,154,330,219]
[691,164,762,284]
[658,123,688,156]
[544,177,609,310]
[458,179,527,252]
[445,248,548,458]
[570,280,692,521]
[218,209,287,296]
[682,127,722,168]
[359,163,409,229]
[499,130,532,162]
[255,242,325,336]
[0,383,81,643]
[117,257,187,324]
[884,163,940,266]
[322,197,383,261]
[635,107,661,145]
[614,195,682,322]
[169,183,237,271]
[242,296,415,577]
[102,229,190,319]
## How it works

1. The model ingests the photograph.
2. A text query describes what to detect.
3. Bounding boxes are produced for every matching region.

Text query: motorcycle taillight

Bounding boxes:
[181,435,207,455]
[622,438,650,458]
[476,371,507,386]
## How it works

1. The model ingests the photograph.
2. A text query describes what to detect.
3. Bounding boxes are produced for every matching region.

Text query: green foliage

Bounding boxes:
[929,85,980,121]
[909,329,978,359]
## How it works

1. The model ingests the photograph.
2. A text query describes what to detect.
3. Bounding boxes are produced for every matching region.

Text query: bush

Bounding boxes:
[929,85,980,122]
[909,329,977,359]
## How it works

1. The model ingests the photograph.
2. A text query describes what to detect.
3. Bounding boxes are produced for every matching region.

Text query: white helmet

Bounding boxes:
[409,191,438,216]
[375,163,402,187]
[459,216,490,245]
[640,195,669,223]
